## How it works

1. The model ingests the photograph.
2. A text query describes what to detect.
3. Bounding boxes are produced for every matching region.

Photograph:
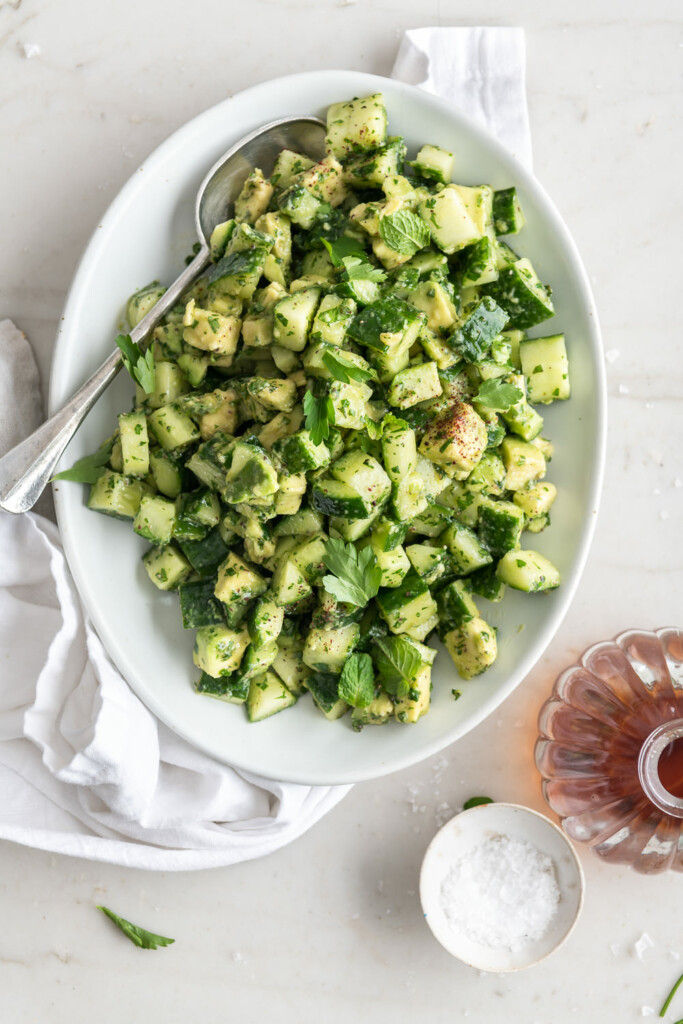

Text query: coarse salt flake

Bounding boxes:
[440,835,559,951]
[635,932,654,959]
[641,1007,655,1017]
[619,383,630,395]
[605,349,620,363]
[22,42,42,59]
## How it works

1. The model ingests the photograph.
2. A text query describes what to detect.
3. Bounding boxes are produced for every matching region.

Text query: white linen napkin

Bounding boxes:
[0,30,532,870]
[392,26,533,170]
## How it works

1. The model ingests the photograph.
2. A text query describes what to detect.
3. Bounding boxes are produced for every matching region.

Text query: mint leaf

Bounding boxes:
[116,333,156,394]
[338,653,375,708]
[303,389,335,445]
[52,437,115,483]
[364,416,384,440]
[322,236,367,266]
[322,538,382,607]
[378,209,431,256]
[463,796,494,810]
[97,906,174,950]
[474,378,523,412]
[340,256,387,283]
[321,349,373,384]
[372,635,422,697]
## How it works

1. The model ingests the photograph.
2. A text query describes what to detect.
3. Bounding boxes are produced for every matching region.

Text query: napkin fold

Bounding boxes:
[392,26,533,170]
[0,28,531,870]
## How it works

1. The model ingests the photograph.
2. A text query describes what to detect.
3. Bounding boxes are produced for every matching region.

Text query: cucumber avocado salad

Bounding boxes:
[71,93,569,731]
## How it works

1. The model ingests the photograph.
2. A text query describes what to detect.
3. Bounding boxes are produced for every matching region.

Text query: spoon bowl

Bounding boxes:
[0,115,326,514]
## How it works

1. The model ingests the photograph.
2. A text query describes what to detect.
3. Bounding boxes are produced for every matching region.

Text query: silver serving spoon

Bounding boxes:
[0,115,326,514]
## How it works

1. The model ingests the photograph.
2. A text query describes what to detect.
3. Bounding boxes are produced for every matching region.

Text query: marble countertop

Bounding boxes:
[1,1,682,1020]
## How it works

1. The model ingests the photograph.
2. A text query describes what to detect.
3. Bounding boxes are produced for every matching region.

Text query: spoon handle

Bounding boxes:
[0,247,210,514]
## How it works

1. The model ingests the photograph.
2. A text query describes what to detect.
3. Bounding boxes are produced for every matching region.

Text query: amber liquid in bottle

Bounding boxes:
[536,628,683,874]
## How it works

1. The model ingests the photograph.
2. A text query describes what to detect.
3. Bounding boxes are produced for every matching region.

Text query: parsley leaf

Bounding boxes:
[340,255,387,283]
[463,796,494,810]
[372,635,422,697]
[303,390,335,445]
[338,653,375,708]
[378,209,431,256]
[364,416,384,440]
[322,236,367,266]
[97,906,174,950]
[116,333,156,394]
[322,349,373,384]
[474,378,523,411]
[322,538,382,607]
[52,437,115,483]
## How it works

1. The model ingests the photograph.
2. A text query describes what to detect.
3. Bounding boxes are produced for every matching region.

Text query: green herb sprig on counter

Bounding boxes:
[463,796,494,810]
[97,906,175,950]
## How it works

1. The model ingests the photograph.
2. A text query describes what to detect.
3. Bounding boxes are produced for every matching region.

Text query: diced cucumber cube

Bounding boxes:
[87,471,144,520]
[325,93,387,158]
[195,671,249,705]
[272,288,321,351]
[303,622,359,674]
[133,494,176,546]
[477,498,525,558]
[247,670,297,722]
[501,436,547,491]
[520,334,570,404]
[388,362,442,410]
[483,257,554,330]
[441,521,493,574]
[410,143,454,184]
[306,673,349,721]
[492,187,526,236]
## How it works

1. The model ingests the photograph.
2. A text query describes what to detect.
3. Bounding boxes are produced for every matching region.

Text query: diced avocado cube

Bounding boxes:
[407,279,458,333]
[501,436,547,491]
[303,622,359,674]
[193,625,250,677]
[274,430,330,473]
[272,288,321,351]
[394,663,432,723]
[127,282,165,328]
[214,551,268,606]
[118,411,149,478]
[513,481,557,519]
[444,617,497,679]
[270,557,312,607]
[419,401,488,477]
[143,544,191,591]
[388,361,442,410]
[351,691,394,731]
[310,294,357,347]
[87,471,144,520]
[235,168,274,225]
[325,93,387,158]
[496,549,561,592]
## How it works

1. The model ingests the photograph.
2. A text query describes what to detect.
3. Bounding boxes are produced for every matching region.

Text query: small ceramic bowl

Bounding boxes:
[419,803,585,972]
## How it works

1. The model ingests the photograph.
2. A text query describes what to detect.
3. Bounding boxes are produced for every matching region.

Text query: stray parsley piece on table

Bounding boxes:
[474,378,524,412]
[303,389,335,445]
[463,796,494,810]
[52,437,115,484]
[115,332,156,394]
[97,906,175,950]
[372,635,422,698]
[338,652,375,708]
[322,236,367,266]
[378,209,431,256]
[322,537,382,607]
[322,349,374,384]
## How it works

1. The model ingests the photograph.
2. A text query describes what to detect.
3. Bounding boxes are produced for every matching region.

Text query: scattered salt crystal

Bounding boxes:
[440,835,559,951]
[21,42,41,59]
[670,950,680,960]
[635,932,654,959]
[605,348,620,363]
[609,943,621,957]
[641,1008,655,1017]
[675,479,683,489]
[653,488,661,495]
[232,951,246,964]
[619,384,630,395]
[660,510,669,520]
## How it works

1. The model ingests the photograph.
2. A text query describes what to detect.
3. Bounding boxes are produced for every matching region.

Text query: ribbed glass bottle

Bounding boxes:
[535,628,683,874]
